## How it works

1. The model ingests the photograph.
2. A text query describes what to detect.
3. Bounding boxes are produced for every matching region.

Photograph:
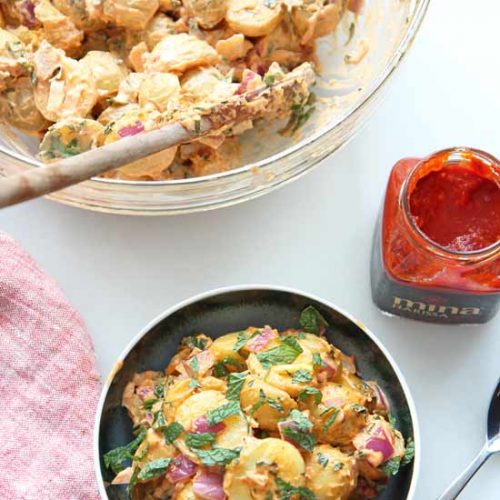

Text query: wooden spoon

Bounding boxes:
[0,63,315,209]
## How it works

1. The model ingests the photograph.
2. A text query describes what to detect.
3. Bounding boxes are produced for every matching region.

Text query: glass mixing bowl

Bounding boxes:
[0,0,429,215]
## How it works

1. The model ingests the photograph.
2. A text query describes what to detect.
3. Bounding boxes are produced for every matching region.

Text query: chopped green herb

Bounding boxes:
[196,446,241,466]
[317,452,329,468]
[346,22,356,45]
[388,414,397,429]
[266,397,284,413]
[275,477,316,500]
[103,121,115,135]
[142,398,157,410]
[401,437,415,467]
[332,462,344,471]
[128,468,138,496]
[323,408,340,432]
[233,331,250,352]
[381,457,401,476]
[103,428,147,474]
[137,458,171,481]
[154,384,164,399]
[214,362,228,378]
[194,119,201,134]
[189,378,201,389]
[299,306,328,334]
[289,409,313,432]
[263,73,275,86]
[282,426,316,452]
[257,338,302,368]
[190,356,200,373]
[163,422,184,444]
[185,432,216,449]
[154,410,166,428]
[298,387,322,404]
[206,401,240,426]
[226,372,247,401]
[183,335,208,350]
[292,369,312,384]
[351,404,367,413]
[312,353,324,368]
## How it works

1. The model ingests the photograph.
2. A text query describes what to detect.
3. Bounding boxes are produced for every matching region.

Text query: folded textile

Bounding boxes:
[0,233,101,500]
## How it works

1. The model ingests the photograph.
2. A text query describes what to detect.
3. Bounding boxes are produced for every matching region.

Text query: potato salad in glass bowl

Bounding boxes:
[103,306,414,499]
[0,0,361,181]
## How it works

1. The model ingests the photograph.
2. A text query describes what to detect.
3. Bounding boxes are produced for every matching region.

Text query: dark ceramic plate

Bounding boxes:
[94,286,419,499]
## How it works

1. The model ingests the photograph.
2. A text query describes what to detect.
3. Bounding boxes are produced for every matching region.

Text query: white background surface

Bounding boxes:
[1,1,499,498]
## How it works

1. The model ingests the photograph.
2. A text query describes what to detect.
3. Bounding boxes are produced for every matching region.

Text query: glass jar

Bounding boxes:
[371,148,500,324]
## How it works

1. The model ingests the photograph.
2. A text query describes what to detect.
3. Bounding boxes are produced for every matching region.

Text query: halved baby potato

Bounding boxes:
[224,437,306,499]
[226,0,284,37]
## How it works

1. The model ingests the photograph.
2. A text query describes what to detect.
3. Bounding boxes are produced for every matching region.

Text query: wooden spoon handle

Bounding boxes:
[0,121,193,208]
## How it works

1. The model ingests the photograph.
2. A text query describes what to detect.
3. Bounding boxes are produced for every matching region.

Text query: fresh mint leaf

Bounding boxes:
[183,335,208,350]
[282,426,316,452]
[401,437,415,467]
[137,458,171,481]
[163,422,184,444]
[323,408,340,431]
[317,452,329,468]
[388,414,397,429]
[142,398,157,410]
[196,446,241,466]
[299,306,328,334]
[206,401,240,426]
[275,476,316,500]
[103,428,147,474]
[332,462,344,471]
[351,404,367,413]
[289,409,313,432]
[233,331,250,352]
[382,457,401,476]
[298,387,322,404]
[266,397,284,413]
[226,372,247,401]
[292,370,312,384]
[189,378,201,389]
[185,432,216,449]
[154,384,164,399]
[312,353,324,368]
[257,338,302,368]
[190,357,200,373]
[214,362,228,377]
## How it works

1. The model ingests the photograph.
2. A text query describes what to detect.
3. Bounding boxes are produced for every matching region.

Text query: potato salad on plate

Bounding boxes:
[103,306,414,499]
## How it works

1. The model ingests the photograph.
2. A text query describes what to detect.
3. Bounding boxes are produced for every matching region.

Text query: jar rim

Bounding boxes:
[399,147,500,262]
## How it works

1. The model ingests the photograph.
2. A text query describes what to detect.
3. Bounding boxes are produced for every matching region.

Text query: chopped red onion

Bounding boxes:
[19,0,37,27]
[118,120,145,138]
[368,381,390,413]
[137,386,155,400]
[166,455,197,483]
[192,415,225,434]
[247,326,274,353]
[193,470,226,500]
[277,419,299,444]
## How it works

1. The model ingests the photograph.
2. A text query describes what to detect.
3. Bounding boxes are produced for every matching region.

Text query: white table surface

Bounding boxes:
[1,0,499,498]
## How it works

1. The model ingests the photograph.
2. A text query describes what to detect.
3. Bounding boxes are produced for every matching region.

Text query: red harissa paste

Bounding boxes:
[371,148,500,324]
[409,164,500,252]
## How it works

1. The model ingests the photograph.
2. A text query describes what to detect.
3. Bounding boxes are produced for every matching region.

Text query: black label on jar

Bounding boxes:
[371,225,500,324]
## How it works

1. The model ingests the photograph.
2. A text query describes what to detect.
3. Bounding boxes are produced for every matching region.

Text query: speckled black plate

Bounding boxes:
[94,286,419,499]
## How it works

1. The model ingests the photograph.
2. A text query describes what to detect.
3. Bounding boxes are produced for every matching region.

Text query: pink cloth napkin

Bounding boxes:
[0,233,101,500]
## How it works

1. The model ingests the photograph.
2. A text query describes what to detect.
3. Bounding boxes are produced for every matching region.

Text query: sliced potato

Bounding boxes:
[224,437,306,499]
[305,445,358,500]
[102,0,159,29]
[226,0,283,37]
[240,376,296,430]
[183,0,227,29]
[147,33,218,73]
[34,0,83,52]
[80,51,128,99]
[0,78,50,133]
[209,331,246,364]
[138,72,180,112]
[175,390,226,430]
[39,118,104,162]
